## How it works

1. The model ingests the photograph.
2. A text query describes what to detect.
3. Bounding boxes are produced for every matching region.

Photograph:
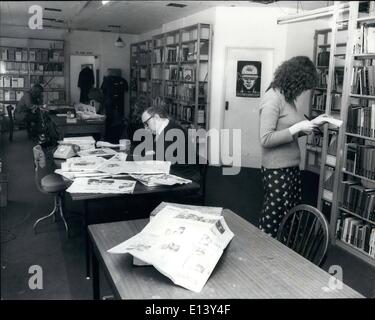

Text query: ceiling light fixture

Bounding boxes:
[102,1,110,5]
[114,26,125,48]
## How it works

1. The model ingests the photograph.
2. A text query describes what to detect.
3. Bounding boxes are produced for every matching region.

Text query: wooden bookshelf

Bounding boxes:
[0,39,66,111]
[149,23,211,130]
[329,1,375,266]
[129,39,152,132]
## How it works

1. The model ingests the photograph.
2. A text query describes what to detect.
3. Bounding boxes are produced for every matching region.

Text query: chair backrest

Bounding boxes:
[32,144,55,194]
[277,204,329,266]
[6,105,13,142]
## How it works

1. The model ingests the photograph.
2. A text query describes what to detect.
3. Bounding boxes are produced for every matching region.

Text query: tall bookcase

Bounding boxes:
[0,39,66,117]
[129,40,152,131]
[305,9,348,221]
[129,23,212,131]
[328,1,375,266]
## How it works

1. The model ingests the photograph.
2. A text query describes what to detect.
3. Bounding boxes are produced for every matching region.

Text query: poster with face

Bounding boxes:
[236,61,261,98]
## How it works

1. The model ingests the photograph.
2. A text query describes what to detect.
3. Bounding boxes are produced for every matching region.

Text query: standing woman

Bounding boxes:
[258,56,326,238]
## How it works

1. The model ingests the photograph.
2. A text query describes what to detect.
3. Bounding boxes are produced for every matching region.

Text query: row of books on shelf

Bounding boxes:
[29,62,63,74]
[0,89,24,101]
[337,217,375,257]
[351,63,375,96]
[42,91,65,104]
[152,65,208,82]
[307,133,323,148]
[166,103,205,124]
[0,48,63,62]
[153,27,209,47]
[347,102,375,137]
[0,76,27,88]
[312,93,342,111]
[0,61,28,73]
[341,180,375,221]
[153,42,208,63]
[346,143,375,180]
[317,69,328,87]
[353,24,375,54]
[323,167,335,191]
[132,52,151,66]
[327,132,338,155]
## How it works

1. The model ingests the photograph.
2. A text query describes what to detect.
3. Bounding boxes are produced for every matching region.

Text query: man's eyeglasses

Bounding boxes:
[143,115,154,128]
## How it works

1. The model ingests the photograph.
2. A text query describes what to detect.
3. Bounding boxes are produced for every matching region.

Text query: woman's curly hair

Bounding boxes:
[267,56,318,104]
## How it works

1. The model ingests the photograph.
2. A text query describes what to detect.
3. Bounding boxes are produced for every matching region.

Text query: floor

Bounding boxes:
[1,130,374,299]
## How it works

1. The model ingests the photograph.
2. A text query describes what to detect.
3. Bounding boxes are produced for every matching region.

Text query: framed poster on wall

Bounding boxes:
[236,60,261,98]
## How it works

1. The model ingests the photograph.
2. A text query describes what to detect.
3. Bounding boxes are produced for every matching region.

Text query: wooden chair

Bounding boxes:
[32,145,70,237]
[277,204,329,266]
[6,105,13,142]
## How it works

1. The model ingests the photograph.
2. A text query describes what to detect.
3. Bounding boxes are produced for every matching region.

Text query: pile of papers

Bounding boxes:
[108,204,234,293]
[66,177,136,194]
[78,147,118,157]
[96,160,171,176]
[74,103,105,121]
[130,173,191,187]
[61,136,96,151]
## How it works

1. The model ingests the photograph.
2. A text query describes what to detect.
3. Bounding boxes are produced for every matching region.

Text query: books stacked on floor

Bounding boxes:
[345,143,375,179]
[337,216,375,257]
[347,102,375,137]
[351,59,375,95]
[341,181,375,221]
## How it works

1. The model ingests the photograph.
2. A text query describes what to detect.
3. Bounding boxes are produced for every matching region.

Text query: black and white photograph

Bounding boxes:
[236,60,261,97]
[0,0,374,312]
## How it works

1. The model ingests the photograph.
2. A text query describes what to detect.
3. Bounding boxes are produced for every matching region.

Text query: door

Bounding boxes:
[70,55,97,104]
[223,47,274,168]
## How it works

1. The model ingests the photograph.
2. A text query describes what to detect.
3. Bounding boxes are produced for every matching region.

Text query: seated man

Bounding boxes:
[14,84,44,136]
[138,106,201,183]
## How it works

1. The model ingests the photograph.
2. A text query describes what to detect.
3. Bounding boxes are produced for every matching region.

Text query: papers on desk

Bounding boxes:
[108,204,234,293]
[66,178,136,194]
[78,147,117,157]
[60,156,106,172]
[96,160,171,175]
[74,103,105,121]
[61,136,96,151]
[130,173,191,187]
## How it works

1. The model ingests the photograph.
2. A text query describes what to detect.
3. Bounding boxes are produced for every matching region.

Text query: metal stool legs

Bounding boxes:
[33,193,69,238]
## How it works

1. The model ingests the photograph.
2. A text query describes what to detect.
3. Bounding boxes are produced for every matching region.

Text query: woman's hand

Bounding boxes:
[289,120,317,136]
[311,114,330,126]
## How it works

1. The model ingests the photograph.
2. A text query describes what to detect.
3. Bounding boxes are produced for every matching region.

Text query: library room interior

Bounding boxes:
[0,1,374,301]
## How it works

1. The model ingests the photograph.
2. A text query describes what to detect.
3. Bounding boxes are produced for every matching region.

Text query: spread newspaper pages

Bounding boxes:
[66,178,136,194]
[108,204,234,293]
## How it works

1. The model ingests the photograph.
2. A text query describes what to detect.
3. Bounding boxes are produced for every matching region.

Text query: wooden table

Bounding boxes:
[50,114,105,139]
[69,179,200,279]
[88,202,364,299]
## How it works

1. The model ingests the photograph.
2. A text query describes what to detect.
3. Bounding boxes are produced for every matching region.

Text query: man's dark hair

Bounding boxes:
[267,56,318,104]
[144,106,169,119]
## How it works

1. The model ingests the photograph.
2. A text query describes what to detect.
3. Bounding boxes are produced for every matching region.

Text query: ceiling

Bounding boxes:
[0,1,332,35]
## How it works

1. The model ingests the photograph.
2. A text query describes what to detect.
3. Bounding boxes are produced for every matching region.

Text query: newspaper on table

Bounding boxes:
[78,147,117,157]
[96,160,171,175]
[60,156,107,172]
[66,177,136,194]
[108,205,234,293]
[74,103,105,121]
[130,173,191,187]
[55,170,112,181]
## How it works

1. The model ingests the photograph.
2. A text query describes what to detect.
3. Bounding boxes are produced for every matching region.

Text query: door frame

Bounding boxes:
[220,46,275,166]
[68,54,101,104]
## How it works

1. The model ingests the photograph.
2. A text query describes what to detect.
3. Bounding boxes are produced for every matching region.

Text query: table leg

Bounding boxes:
[92,247,100,300]
[84,200,91,279]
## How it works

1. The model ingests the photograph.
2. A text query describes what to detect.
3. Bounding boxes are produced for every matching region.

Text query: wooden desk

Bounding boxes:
[88,203,363,299]
[50,115,105,139]
[68,178,200,279]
